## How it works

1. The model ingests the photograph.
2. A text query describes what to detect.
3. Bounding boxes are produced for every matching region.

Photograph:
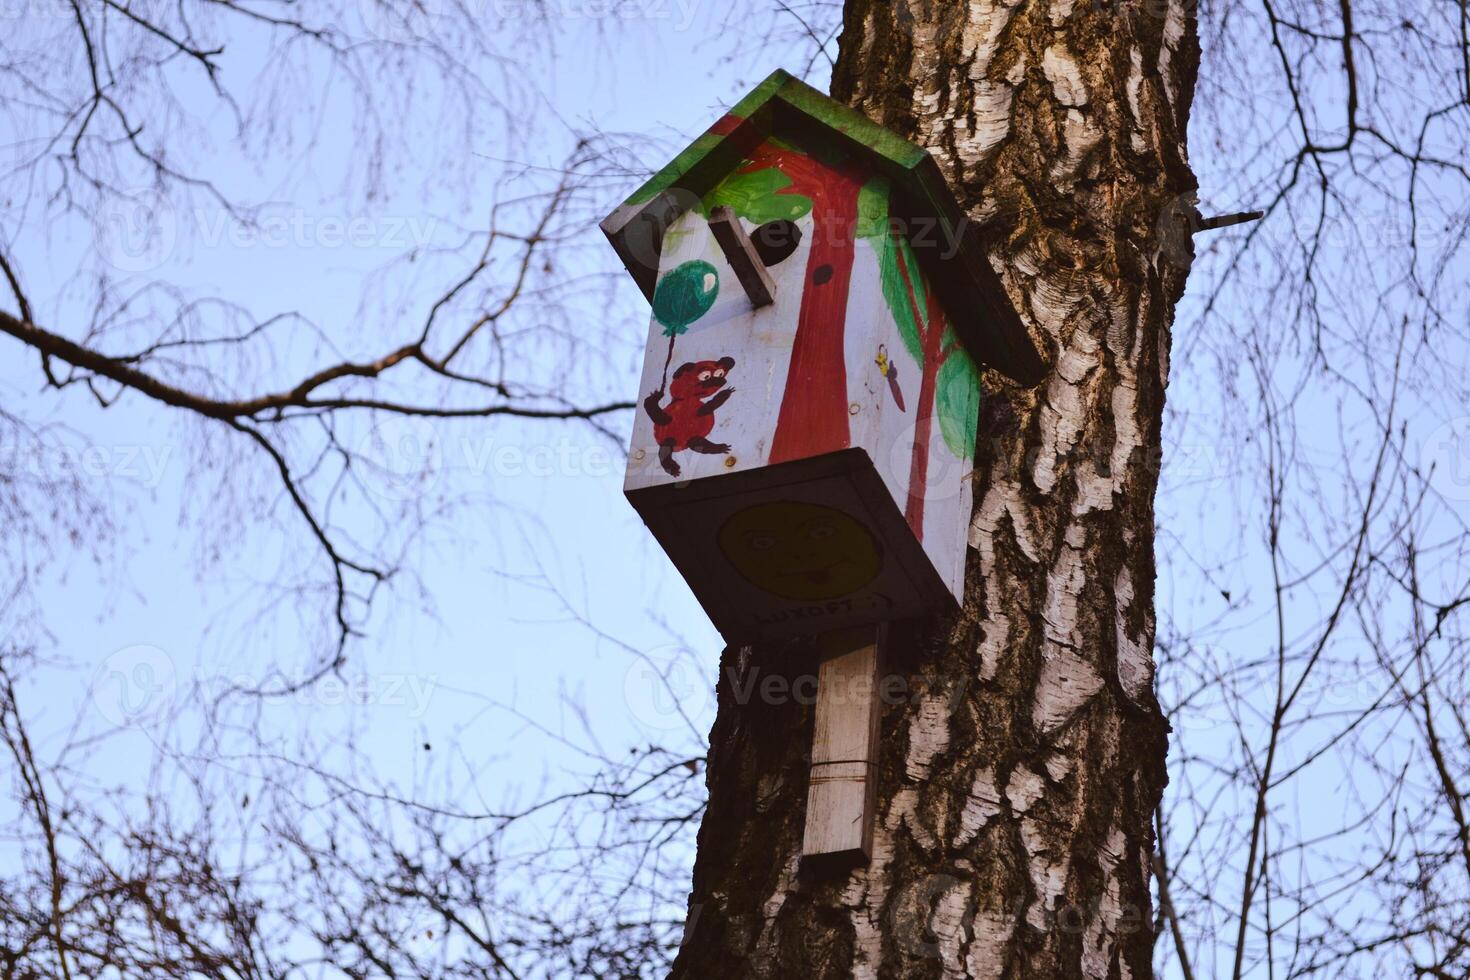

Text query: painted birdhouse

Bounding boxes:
[605,70,1044,643]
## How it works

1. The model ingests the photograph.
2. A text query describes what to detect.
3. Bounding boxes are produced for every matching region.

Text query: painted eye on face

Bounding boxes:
[713,368,726,379]
[806,521,836,540]
[697,370,713,382]
[745,532,777,551]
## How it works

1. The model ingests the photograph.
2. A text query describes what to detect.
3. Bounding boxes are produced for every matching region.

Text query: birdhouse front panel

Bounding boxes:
[623,132,985,641]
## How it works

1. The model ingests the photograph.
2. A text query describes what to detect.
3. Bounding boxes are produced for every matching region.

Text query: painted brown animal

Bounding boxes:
[644,357,735,477]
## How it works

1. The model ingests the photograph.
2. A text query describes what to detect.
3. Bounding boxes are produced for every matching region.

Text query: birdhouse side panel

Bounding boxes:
[842,213,983,603]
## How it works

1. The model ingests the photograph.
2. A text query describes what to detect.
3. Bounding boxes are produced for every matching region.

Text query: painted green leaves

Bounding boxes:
[875,219,928,365]
[867,178,926,366]
[935,347,982,461]
[855,178,892,241]
[652,260,719,337]
[864,177,982,461]
[703,168,812,225]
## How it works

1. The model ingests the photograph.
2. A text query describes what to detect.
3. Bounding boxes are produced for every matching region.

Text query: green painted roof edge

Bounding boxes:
[618,70,933,211]
[619,70,792,210]
[768,75,929,171]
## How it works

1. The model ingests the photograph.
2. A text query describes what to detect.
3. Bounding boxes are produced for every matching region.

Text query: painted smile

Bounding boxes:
[773,558,851,584]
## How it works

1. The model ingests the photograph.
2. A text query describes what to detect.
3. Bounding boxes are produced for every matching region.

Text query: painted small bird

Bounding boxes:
[874,345,906,412]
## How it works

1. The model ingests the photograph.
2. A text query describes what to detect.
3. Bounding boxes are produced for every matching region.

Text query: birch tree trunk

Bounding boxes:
[672,1,1198,976]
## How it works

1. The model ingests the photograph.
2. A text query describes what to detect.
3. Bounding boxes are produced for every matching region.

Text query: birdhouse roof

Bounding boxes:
[601,69,1045,386]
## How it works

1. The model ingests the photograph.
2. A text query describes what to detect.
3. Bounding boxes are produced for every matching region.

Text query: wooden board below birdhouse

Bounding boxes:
[628,449,955,642]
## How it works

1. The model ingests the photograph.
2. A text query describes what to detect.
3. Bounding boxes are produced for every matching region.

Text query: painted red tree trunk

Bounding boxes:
[768,180,864,462]
[737,142,867,464]
[890,231,950,540]
[904,288,947,539]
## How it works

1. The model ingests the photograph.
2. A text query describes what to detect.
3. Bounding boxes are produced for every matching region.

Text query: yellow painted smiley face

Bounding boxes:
[718,501,882,601]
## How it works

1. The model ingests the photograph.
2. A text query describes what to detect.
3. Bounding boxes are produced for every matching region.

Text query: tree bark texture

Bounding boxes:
[672,1,1198,977]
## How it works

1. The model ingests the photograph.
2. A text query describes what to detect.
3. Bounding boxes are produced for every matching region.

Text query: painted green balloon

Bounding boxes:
[652,260,719,335]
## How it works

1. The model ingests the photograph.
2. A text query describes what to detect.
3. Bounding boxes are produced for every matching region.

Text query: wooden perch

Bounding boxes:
[708,206,776,308]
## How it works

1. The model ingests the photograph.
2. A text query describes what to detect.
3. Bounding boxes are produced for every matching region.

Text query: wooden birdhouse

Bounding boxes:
[604,70,1044,646]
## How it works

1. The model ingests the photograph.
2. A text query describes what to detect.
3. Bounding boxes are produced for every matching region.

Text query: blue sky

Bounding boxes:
[3,4,1466,976]
[0,0,774,905]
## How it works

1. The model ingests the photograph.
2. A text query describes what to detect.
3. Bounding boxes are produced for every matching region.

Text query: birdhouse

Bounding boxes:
[605,70,1044,644]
